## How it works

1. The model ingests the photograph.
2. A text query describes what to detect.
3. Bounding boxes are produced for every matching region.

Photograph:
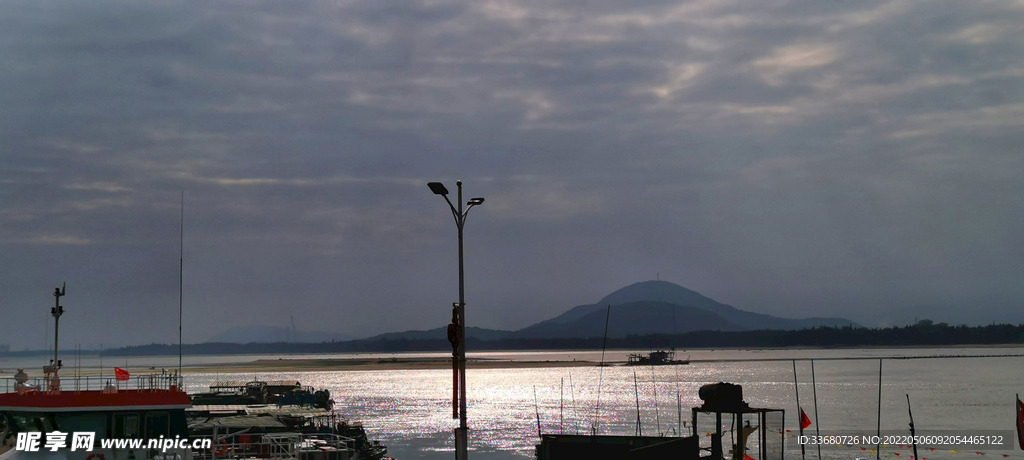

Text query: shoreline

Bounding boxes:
[179,350,1024,374]
[184,357,598,373]
[7,342,1024,360]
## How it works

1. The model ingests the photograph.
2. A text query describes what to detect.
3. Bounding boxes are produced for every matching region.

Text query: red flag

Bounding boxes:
[800,408,812,429]
[744,454,755,460]
[115,367,130,381]
[1016,395,1024,450]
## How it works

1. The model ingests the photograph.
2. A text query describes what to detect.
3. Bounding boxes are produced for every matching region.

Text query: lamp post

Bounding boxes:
[428,180,484,460]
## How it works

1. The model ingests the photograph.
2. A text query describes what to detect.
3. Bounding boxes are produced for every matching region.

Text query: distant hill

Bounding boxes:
[207,325,357,344]
[542,281,859,333]
[378,280,858,341]
[516,301,744,338]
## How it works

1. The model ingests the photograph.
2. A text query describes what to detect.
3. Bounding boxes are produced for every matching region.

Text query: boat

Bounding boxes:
[189,380,333,410]
[186,382,389,460]
[0,367,195,460]
[626,349,689,366]
[0,286,371,460]
[0,285,194,460]
[536,382,785,460]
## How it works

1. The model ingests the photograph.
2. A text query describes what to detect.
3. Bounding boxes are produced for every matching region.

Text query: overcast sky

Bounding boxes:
[2,0,1023,349]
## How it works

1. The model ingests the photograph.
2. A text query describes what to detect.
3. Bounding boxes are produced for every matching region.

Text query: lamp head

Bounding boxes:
[468,198,485,206]
[427,182,449,196]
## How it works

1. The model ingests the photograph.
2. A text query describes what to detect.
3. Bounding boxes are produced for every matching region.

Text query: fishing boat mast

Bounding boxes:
[46,282,66,388]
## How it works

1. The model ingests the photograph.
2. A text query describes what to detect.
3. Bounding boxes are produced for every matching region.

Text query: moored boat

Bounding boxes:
[0,285,194,460]
[1,286,371,460]
[186,382,388,460]
[626,349,689,366]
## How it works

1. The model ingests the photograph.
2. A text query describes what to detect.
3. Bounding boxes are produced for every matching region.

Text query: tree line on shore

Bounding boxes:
[82,320,1024,356]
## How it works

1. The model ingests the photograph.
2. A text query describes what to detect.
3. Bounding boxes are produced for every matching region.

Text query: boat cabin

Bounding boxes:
[0,371,192,460]
[0,286,192,460]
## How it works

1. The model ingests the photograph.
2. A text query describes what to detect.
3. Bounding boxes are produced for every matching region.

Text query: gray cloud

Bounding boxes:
[2,0,1023,348]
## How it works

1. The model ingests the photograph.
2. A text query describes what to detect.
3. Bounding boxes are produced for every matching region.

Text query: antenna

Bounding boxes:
[793,360,806,459]
[676,383,682,436]
[290,315,297,343]
[593,304,611,435]
[569,372,579,435]
[178,191,184,380]
[876,359,883,460]
[811,360,822,460]
[651,364,661,435]
[633,371,642,436]
[51,283,66,367]
[560,378,564,434]
[906,394,919,460]
[533,386,542,437]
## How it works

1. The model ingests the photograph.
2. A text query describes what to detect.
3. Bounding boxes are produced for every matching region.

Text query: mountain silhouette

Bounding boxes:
[518,281,856,338]
[371,280,858,341]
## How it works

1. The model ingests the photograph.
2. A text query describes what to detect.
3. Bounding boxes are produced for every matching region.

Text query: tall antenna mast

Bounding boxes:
[45,282,66,390]
[51,283,66,369]
[178,191,184,378]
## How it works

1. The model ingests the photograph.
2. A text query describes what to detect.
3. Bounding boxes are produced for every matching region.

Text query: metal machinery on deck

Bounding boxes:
[691,382,785,460]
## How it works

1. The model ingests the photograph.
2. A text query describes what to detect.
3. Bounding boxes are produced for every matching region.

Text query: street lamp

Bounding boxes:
[428,180,484,460]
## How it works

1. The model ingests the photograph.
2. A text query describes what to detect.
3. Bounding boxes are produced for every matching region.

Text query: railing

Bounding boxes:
[191,432,355,460]
[0,372,185,394]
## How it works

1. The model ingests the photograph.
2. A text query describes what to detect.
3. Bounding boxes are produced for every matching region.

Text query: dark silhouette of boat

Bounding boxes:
[188,381,389,460]
[536,382,785,460]
[190,379,333,409]
[627,349,690,366]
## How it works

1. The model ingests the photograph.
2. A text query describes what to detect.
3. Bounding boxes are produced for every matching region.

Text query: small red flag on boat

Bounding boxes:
[115,367,130,381]
[800,408,812,429]
[1016,395,1024,450]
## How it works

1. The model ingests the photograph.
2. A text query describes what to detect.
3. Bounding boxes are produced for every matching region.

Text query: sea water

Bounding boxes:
[4,347,1022,459]
[189,348,1024,459]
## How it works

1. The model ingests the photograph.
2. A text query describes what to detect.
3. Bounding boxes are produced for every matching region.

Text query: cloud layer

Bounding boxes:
[2,0,1023,347]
